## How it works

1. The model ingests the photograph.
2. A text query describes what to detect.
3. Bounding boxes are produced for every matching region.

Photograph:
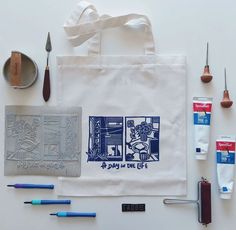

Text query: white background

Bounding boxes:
[0,0,236,229]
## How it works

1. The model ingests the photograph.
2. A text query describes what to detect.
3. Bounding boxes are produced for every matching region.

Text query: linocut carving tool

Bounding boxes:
[42,32,52,102]
[24,200,71,205]
[50,212,96,218]
[163,178,211,226]
[201,42,213,83]
[221,68,233,108]
[7,184,54,189]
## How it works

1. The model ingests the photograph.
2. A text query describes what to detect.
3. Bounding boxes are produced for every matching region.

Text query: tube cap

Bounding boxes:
[196,155,207,160]
[220,193,232,199]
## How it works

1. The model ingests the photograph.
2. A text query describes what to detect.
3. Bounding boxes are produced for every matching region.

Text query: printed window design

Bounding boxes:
[125,116,160,162]
[87,116,123,161]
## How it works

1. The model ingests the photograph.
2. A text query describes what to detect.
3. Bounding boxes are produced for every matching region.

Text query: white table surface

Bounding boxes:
[1,0,236,229]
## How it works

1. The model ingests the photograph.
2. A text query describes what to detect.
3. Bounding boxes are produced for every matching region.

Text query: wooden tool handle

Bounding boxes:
[10,51,22,87]
[43,66,50,102]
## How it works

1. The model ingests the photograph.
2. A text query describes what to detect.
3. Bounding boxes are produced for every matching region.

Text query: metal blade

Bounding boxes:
[45,32,52,52]
[224,68,227,90]
[206,42,209,66]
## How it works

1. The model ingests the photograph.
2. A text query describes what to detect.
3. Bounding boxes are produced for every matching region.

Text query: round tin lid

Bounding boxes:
[3,51,38,89]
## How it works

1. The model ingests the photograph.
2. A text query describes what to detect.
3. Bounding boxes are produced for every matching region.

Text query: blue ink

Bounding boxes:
[87,117,123,161]
[100,162,148,170]
[127,163,136,168]
[196,147,201,153]
[125,116,160,162]
[107,163,120,170]
[127,120,135,128]
[101,162,107,169]
[137,162,148,169]
[135,121,152,142]
[222,187,228,192]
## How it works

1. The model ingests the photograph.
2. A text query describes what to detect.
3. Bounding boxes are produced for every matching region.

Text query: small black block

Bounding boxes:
[122,203,145,212]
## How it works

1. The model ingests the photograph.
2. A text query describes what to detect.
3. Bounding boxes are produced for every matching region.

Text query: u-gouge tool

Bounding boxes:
[221,68,233,108]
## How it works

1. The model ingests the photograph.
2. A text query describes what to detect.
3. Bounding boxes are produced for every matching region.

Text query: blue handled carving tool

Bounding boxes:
[24,200,71,205]
[7,184,54,189]
[50,212,96,217]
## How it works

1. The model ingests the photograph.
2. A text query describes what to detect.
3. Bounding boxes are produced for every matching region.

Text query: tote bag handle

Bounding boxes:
[64,1,101,55]
[64,1,156,55]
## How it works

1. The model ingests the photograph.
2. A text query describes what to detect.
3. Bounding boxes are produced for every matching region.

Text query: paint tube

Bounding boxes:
[216,136,235,199]
[193,97,213,160]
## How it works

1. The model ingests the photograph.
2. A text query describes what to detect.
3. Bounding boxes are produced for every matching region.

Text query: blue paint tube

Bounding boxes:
[216,136,236,199]
[193,97,213,160]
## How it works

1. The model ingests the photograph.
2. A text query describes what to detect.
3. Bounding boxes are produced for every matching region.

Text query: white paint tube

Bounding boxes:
[216,136,235,199]
[193,97,213,160]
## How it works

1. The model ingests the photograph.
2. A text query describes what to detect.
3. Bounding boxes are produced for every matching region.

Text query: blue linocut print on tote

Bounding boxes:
[125,116,160,162]
[87,116,123,161]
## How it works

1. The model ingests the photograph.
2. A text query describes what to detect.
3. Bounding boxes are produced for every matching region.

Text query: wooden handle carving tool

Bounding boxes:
[10,51,22,87]
[201,42,213,83]
[221,68,233,108]
[43,32,52,102]
[163,177,212,226]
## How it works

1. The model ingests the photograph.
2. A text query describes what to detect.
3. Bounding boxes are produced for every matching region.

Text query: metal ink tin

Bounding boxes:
[3,51,38,89]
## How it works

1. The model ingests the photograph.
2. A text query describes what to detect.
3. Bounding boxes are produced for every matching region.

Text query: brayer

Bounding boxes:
[163,177,211,226]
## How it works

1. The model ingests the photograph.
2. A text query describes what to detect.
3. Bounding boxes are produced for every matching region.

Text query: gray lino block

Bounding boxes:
[4,106,82,177]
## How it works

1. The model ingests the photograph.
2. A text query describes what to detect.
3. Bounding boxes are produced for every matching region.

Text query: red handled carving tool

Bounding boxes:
[163,177,211,226]
[42,32,52,102]
[201,42,213,83]
[221,68,233,108]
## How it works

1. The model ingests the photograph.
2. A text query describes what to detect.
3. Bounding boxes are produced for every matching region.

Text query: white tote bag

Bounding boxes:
[57,1,187,196]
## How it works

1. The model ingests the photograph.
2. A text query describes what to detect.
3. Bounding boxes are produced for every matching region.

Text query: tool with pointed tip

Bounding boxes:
[24,200,71,205]
[221,68,233,108]
[50,212,96,217]
[43,32,52,102]
[201,42,213,83]
[7,183,54,189]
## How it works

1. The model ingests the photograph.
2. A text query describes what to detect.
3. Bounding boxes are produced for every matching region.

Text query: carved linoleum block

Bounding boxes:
[4,106,82,177]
